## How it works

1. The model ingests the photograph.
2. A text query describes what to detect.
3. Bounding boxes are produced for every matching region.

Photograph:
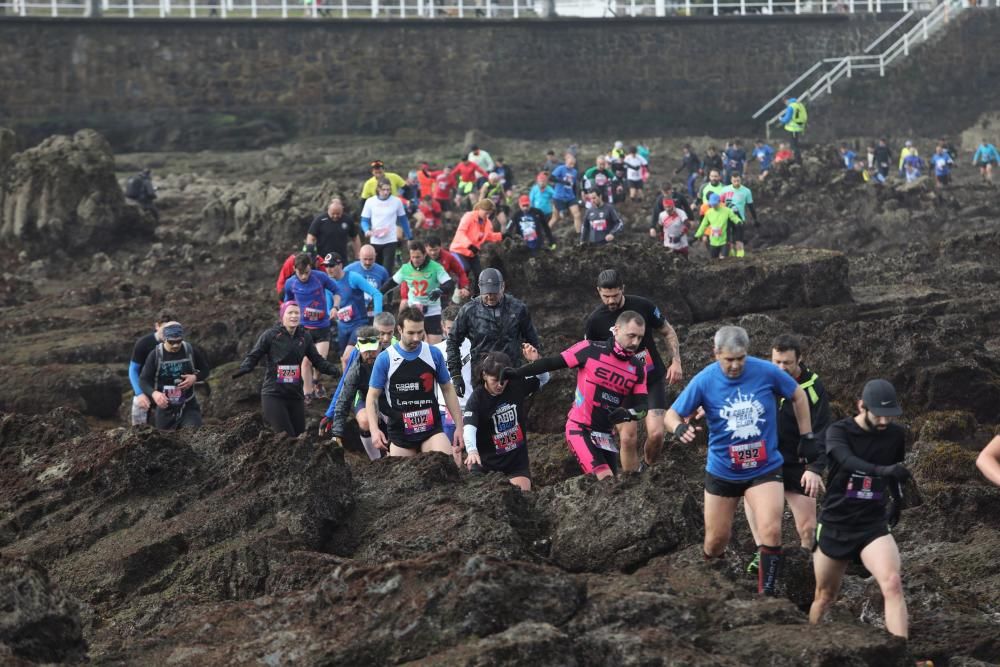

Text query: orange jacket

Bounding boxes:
[417,168,442,199]
[450,211,502,258]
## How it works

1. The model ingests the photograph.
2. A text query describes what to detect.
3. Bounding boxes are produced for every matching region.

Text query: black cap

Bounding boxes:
[862,379,902,417]
[323,252,343,266]
[478,268,503,294]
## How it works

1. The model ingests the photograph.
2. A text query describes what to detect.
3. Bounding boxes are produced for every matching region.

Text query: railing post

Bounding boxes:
[341,0,346,16]
[629,0,635,15]
[846,58,852,78]
[400,0,405,16]
[923,16,928,39]
[371,0,376,15]
[712,0,717,15]
[486,0,491,16]
[879,54,884,76]
[685,0,690,14]
[866,0,871,11]
[127,0,134,16]
[51,0,58,16]
[250,0,257,17]
[821,0,827,12]
[220,0,226,17]
[514,0,519,16]
[875,0,880,11]
[794,0,800,13]
[904,31,908,55]
[190,0,196,16]
[458,0,462,17]
[739,0,745,13]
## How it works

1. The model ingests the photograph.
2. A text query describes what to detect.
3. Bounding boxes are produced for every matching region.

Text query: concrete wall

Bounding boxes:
[0,15,894,150]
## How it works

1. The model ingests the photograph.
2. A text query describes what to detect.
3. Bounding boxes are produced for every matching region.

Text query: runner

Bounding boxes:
[478,172,509,225]
[780,96,807,162]
[502,310,649,480]
[365,306,465,459]
[139,323,212,431]
[674,144,701,197]
[360,160,406,202]
[623,146,648,202]
[320,252,384,366]
[582,155,619,204]
[929,144,955,188]
[423,235,471,302]
[693,193,742,260]
[650,181,694,223]
[494,156,514,197]
[282,253,340,400]
[417,162,443,200]
[809,379,911,638]
[360,177,412,277]
[468,144,496,173]
[506,194,556,253]
[580,189,624,245]
[463,349,548,491]
[320,326,385,460]
[276,245,323,298]
[344,244,390,325]
[449,199,501,288]
[972,138,999,183]
[454,155,489,208]
[417,195,443,231]
[750,140,775,181]
[381,240,454,344]
[666,326,816,596]
[446,268,541,398]
[723,140,747,184]
[233,301,339,437]
[551,153,583,233]
[436,306,471,462]
[585,269,682,471]
[306,197,360,263]
[701,146,723,180]
[697,169,726,213]
[529,171,558,231]
[432,165,458,223]
[128,310,177,426]
[745,334,832,574]
[720,173,759,258]
[976,435,1000,486]
[649,198,691,257]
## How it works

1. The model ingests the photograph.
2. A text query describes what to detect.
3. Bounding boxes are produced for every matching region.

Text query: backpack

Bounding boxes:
[793,102,808,126]
[155,342,196,387]
[125,175,144,199]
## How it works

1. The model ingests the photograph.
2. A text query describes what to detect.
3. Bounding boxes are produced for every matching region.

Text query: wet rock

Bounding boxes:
[0,557,87,663]
[0,129,149,257]
[197,180,314,247]
[0,127,16,169]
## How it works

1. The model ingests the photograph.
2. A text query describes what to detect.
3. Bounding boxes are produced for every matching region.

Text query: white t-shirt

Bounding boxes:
[624,155,648,182]
[361,195,405,246]
[659,208,689,250]
[468,150,495,173]
[435,339,471,410]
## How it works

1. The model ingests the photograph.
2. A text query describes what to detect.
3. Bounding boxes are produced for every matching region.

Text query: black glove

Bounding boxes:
[302,243,317,257]
[499,367,522,383]
[608,407,635,425]
[428,289,442,301]
[452,376,466,398]
[319,416,333,435]
[875,463,912,482]
[231,368,250,379]
[673,422,692,440]
[468,244,480,256]
[797,432,820,463]
[469,463,485,476]
[886,499,902,528]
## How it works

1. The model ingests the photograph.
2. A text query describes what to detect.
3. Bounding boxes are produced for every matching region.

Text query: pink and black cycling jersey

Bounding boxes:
[561,339,647,433]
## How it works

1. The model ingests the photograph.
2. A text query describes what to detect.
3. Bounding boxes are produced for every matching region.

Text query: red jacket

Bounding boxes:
[454,161,487,184]
[417,168,443,199]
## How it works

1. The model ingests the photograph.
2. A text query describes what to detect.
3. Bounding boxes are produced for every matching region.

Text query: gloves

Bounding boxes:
[673,422,692,440]
[608,407,637,425]
[499,367,522,383]
[231,368,250,379]
[468,244,480,256]
[886,500,902,528]
[452,376,466,398]
[302,243,317,257]
[319,416,333,435]
[876,463,912,481]
[797,432,820,463]
[428,289,442,301]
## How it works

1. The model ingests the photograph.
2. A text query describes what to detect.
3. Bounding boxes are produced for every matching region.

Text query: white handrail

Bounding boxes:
[863,9,913,52]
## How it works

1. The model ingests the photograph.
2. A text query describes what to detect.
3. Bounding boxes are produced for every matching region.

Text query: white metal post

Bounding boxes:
[848,0,853,12]
[712,0,717,14]
[514,0,519,17]
[486,0,491,16]
[341,0,346,16]
[371,0,376,15]
[821,0,826,12]
[685,0,690,13]
[879,54,885,76]
[190,0,195,16]
[903,31,908,55]
[922,16,928,39]
[767,0,772,12]
[846,58,852,78]
[458,0,463,16]
[794,0,800,13]
[127,0,134,16]
[629,0,635,15]
[52,0,58,16]
[875,0,880,11]
[250,0,256,16]
[220,0,226,17]
[739,0,745,13]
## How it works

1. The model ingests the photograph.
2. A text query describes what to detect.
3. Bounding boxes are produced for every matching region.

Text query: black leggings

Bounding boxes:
[374,242,397,277]
[262,394,306,436]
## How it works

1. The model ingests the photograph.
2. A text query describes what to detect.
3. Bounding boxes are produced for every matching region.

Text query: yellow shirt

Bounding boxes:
[898,147,915,170]
[360,172,406,200]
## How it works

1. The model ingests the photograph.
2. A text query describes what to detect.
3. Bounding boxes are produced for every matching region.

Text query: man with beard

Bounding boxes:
[809,379,911,639]
[501,311,649,480]
[366,307,464,459]
[321,326,388,461]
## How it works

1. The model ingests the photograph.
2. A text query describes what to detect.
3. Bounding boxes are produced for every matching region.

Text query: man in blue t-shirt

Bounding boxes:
[321,252,384,364]
[750,140,775,180]
[344,244,390,323]
[366,307,464,461]
[550,153,583,234]
[929,144,955,188]
[665,325,816,597]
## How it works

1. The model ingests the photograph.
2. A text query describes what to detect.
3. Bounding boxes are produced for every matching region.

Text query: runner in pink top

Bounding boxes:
[500,310,648,479]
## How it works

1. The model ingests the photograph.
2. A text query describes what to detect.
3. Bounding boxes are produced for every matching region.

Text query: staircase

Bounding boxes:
[753,0,967,139]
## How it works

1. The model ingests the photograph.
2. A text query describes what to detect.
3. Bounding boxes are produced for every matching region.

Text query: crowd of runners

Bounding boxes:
[125,123,1000,649]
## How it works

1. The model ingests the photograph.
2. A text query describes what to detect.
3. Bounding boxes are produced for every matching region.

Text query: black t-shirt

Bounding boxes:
[584,295,667,379]
[776,364,832,472]
[820,418,905,528]
[464,376,541,463]
[131,332,157,365]
[308,213,358,260]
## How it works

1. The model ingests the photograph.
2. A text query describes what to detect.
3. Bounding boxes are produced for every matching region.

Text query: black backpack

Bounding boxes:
[125,175,143,199]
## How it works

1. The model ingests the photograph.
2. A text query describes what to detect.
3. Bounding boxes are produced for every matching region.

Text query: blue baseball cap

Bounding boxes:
[708,193,721,206]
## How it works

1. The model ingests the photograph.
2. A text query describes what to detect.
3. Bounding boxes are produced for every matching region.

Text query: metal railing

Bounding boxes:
[755,0,971,137]
[0,0,969,18]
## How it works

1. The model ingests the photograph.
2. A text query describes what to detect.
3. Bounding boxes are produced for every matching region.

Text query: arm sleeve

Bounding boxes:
[368,353,390,391]
[139,350,157,397]
[330,357,361,433]
[609,208,625,236]
[747,202,758,222]
[824,422,882,474]
[305,338,339,376]
[448,254,469,288]
[431,346,452,384]
[805,389,833,474]
[350,272,383,314]
[238,330,271,375]
[326,348,358,418]
[397,213,413,240]
[192,347,211,381]
[517,354,568,376]
[463,424,479,453]
[129,361,143,395]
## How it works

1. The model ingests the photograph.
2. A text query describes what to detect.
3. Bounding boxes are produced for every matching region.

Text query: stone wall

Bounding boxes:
[0,14,891,150]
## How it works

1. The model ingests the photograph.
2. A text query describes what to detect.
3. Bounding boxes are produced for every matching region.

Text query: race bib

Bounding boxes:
[163,385,184,406]
[591,218,607,231]
[276,364,300,384]
[592,430,618,453]
[845,473,884,500]
[710,227,723,238]
[337,305,355,322]
[403,408,435,435]
[668,235,682,245]
[303,307,324,322]
[524,230,538,242]
[728,441,768,471]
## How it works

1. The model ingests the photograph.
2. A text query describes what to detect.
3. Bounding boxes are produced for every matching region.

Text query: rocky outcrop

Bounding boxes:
[0,129,150,257]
